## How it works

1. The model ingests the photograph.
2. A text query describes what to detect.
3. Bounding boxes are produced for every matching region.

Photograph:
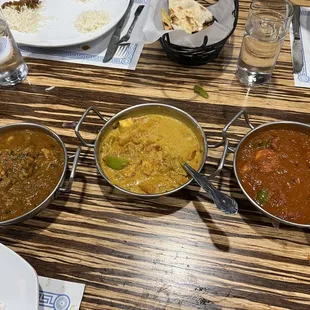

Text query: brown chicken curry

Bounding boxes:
[236,125,310,224]
[0,128,65,222]
[99,115,204,194]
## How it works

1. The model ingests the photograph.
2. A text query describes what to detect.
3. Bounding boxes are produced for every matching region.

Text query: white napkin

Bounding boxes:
[290,7,310,88]
[38,276,85,310]
[127,0,235,47]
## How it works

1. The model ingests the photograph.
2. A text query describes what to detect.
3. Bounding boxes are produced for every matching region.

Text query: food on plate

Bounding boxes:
[99,115,204,194]
[161,0,214,34]
[1,0,45,33]
[1,0,41,11]
[74,10,110,33]
[236,126,310,224]
[0,128,65,222]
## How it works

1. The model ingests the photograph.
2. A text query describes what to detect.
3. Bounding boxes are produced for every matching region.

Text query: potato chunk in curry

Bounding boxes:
[99,115,204,194]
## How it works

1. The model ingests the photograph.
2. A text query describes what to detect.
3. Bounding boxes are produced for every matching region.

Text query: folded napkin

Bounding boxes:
[290,7,310,88]
[39,276,85,310]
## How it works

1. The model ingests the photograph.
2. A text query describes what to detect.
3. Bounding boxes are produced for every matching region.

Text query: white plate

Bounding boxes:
[0,0,130,47]
[0,243,39,310]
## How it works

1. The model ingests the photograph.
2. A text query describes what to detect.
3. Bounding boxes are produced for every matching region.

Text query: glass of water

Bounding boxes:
[236,0,294,86]
[0,10,28,86]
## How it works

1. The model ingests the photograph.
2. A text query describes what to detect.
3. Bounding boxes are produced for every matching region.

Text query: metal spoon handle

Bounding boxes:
[184,163,238,214]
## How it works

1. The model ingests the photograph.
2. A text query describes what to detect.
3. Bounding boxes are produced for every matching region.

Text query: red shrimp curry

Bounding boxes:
[236,124,310,225]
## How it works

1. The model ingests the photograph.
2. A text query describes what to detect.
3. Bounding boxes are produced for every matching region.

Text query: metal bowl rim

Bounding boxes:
[93,103,208,198]
[233,120,310,228]
[0,123,68,225]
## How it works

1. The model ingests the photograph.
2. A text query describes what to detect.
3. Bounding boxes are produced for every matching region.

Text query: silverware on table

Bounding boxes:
[183,163,238,215]
[103,2,144,63]
[292,5,303,74]
[117,5,144,45]
[115,44,130,57]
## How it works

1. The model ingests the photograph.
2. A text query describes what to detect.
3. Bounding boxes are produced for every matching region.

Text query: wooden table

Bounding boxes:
[0,1,309,309]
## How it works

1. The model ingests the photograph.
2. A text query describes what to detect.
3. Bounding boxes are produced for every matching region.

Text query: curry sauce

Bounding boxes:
[0,128,65,222]
[99,115,204,194]
[237,126,310,224]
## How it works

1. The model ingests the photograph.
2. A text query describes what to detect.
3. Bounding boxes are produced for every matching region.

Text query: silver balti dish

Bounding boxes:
[75,103,209,198]
[221,110,310,228]
[0,123,81,226]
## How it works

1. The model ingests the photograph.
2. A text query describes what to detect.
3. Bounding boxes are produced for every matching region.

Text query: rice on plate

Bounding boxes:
[74,10,110,33]
[1,0,110,34]
[1,1,46,33]
[0,0,129,47]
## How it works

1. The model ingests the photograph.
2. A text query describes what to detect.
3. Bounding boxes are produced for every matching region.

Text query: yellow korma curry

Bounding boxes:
[99,114,204,194]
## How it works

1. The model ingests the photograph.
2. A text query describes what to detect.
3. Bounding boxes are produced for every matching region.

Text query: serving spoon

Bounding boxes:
[183,162,238,214]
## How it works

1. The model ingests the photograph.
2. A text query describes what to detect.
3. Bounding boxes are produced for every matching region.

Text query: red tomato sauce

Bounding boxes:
[236,125,310,225]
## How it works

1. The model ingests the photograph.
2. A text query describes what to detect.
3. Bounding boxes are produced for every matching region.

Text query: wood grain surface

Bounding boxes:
[0,1,309,309]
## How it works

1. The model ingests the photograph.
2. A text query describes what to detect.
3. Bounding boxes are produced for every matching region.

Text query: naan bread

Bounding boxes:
[167,0,213,34]
[161,8,172,31]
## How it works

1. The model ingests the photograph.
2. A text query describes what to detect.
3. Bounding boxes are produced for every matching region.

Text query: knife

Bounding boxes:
[292,5,303,74]
[103,0,134,63]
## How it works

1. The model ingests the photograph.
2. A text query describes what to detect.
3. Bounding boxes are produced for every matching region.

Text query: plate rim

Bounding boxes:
[0,243,39,309]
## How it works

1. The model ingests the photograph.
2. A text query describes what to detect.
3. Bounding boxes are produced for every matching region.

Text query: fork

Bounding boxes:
[117,5,144,45]
[115,44,130,57]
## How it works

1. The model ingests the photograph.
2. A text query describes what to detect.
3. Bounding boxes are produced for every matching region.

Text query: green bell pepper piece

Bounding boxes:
[106,156,128,170]
[194,84,209,99]
[256,189,269,205]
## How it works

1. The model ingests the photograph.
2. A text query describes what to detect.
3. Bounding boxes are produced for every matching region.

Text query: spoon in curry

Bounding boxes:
[183,162,238,214]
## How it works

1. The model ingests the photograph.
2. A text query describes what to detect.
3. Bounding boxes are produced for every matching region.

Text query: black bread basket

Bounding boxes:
[160,0,239,66]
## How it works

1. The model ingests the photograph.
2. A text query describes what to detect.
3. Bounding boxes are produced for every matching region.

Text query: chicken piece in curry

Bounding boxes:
[237,127,310,224]
[99,115,204,194]
[0,128,65,222]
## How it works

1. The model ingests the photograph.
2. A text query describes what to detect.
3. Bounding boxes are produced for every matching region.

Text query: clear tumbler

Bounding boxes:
[236,0,294,86]
[0,11,28,86]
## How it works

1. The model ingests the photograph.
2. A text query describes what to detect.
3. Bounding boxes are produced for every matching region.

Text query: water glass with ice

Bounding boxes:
[236,0,294,86]
[0,10,28,86]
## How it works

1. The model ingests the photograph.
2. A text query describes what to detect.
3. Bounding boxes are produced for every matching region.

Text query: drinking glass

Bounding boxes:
[0,10,28,86]
[236,0,294,86]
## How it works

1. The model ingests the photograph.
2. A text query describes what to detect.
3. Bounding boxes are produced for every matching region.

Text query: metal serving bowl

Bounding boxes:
[75,103,208,198]
[222,110,310,228]
[0,123,81,226]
